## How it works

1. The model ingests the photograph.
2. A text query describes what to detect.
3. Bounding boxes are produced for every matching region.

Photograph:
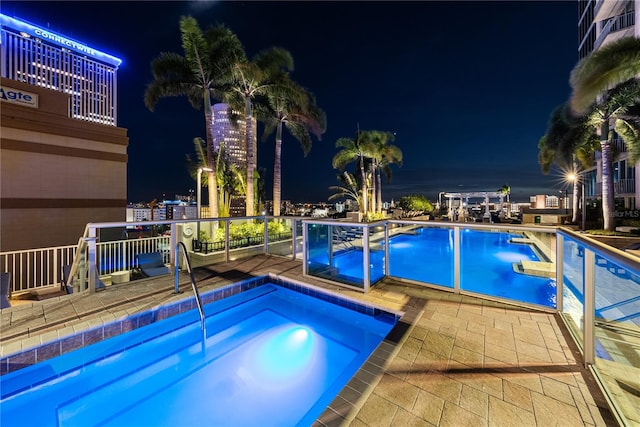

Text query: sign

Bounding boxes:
[0,86,39,108]
[0,14,122,67]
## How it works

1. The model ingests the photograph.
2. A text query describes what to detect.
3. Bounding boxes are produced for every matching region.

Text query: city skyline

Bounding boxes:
[0,1,578,203]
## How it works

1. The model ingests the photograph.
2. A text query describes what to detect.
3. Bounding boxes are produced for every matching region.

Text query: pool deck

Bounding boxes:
[0,255,619,426]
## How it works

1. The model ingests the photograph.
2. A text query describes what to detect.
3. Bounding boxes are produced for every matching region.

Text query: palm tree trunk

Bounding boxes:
[572,158,579,223]
[273,121,283,217]
[376,167,382,214]
[245,96,254,216]
[359,156,367,215]
[204,98,218,218]
[600,129,615,231]
[370,166,376,214]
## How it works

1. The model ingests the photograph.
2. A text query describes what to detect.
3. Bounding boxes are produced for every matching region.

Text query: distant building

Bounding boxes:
[212,103,256,169]
[0,14,128,250]
[577,1,639,209]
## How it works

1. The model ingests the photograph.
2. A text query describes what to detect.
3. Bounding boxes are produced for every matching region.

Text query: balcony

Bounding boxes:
[594,10,635,51]
[615,178,636,194]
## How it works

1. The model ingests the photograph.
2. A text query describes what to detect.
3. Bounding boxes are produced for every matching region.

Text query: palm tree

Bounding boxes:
[328,171,362,209]
[362,131,402,214]
[569,37,640,230]
[224,48,294,216]
[538,103,598,222]
[333,132,371,215]
[583,80,640,230]
[260,76,326,216]
[145,17,244,218]
[570,37,640,115]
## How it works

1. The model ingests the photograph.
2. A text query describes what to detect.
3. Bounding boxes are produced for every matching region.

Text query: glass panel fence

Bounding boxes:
[294,219,304,260]
[591,251,640,425]
[226,218,265,262]
[387,222,454,288]
[368,222,386,284]
[188,220,225,268]
[265,217,294,257]
[306,222,365,289]
[460,227,557,308]
[562,236,585,338]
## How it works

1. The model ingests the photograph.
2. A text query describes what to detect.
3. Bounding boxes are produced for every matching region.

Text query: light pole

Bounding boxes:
[567,172,586,230]
[196,167,213,220]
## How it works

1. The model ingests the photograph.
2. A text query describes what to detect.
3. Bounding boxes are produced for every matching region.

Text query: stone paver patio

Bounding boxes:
[0,255,619,426]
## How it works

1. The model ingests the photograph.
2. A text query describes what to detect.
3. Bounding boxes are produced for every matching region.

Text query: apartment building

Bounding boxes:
[578,1,640,210]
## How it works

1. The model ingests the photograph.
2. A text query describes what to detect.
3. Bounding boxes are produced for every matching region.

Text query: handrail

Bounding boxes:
[175,241,206,335]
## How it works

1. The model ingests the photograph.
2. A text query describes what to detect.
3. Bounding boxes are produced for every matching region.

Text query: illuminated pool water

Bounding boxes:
[309,227,556,308]
[0,283,397,427]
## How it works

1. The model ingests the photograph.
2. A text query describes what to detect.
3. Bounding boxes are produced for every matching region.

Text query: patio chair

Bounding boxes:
[135,252,170,277]
[1,272,11,309]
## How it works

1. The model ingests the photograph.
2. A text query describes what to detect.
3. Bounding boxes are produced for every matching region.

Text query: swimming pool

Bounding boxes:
[0,280,398,426]
[309,227,556,308]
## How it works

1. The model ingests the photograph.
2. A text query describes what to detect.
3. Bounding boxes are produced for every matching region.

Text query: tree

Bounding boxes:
[398,195,433,214]
[569,37,640,230]
[332,132,372,215]
[260,76,326,216]
[538,103,598,223]
[225,47,294,216]
[361,131,402,214]
[570,37,640,115]
[145,17,243,218]
[584,80,640,230]
[328,171,362,209]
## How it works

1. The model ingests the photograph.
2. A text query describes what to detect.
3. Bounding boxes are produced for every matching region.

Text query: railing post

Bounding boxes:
[363,224,370,292]
[302,221,308,276]
[583,248,596,366]
[556,233,564,312]
[291,218,297,260]
[173,242,181,294]
[264,216,268,255]
[224,219,230,263]
[384,222,389,277]
[170,223,177,269]
[453,226,461,293]
[86,226,98,293]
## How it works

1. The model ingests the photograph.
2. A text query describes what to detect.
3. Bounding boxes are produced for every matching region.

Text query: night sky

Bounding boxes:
[1,1,578,204]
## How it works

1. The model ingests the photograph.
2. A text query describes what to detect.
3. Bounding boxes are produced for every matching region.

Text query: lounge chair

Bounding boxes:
[1,272,11,309]
[136,252,170,277]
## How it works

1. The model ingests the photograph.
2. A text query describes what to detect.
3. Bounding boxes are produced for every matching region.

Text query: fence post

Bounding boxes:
[264,216,269,255]
[224,219,230,263]
[453,226,461,293]
[302,221,308,276]
[583,248,596,366]
[556,233,564,312]
[86,226,98,293]
[363,224,370,292]
[292,218,297,260]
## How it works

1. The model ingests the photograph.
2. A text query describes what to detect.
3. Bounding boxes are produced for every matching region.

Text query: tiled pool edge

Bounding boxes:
[0,273,404,376]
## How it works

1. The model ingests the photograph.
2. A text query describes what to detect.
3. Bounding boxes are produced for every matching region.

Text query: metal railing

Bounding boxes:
[175,241,205,335]
[594,10,635,50]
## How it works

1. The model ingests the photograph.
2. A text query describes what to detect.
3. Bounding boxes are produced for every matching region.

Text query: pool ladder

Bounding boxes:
[174,242,206,335]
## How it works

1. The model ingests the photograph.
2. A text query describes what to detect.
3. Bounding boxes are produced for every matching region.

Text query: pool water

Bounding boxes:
[0,283,397,427]
[309,227,556,308]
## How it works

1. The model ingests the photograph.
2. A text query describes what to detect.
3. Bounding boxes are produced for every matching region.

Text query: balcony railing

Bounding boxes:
[594,10,635,50]
[614,178,636,194]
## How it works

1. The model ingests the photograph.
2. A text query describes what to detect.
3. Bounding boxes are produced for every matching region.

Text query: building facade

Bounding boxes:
[578,1,640,210]
[212,103,256,169]
[0,15,128,251]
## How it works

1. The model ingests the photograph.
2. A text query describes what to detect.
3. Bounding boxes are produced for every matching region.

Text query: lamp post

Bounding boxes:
[567,172,586,230]
[196,167,213,220]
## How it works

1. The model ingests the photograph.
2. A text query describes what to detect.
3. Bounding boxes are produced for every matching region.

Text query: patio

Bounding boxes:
[0,255,617,426]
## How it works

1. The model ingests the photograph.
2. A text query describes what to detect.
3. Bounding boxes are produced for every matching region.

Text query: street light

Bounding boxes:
[196,167,213,220]
[567,172,586,231]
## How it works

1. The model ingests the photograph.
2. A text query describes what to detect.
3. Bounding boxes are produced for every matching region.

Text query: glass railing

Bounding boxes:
[303,221,368,290]
[387,222,454,288]
[557,231,640,425]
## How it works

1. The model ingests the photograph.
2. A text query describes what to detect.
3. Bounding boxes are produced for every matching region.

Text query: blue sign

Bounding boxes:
[0,14,122,67]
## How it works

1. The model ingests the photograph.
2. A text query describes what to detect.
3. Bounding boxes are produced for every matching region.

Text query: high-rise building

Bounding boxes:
[0,14,128,251]
[577,1,639,210]
[212,103,256,169]
[0,14,122,125]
